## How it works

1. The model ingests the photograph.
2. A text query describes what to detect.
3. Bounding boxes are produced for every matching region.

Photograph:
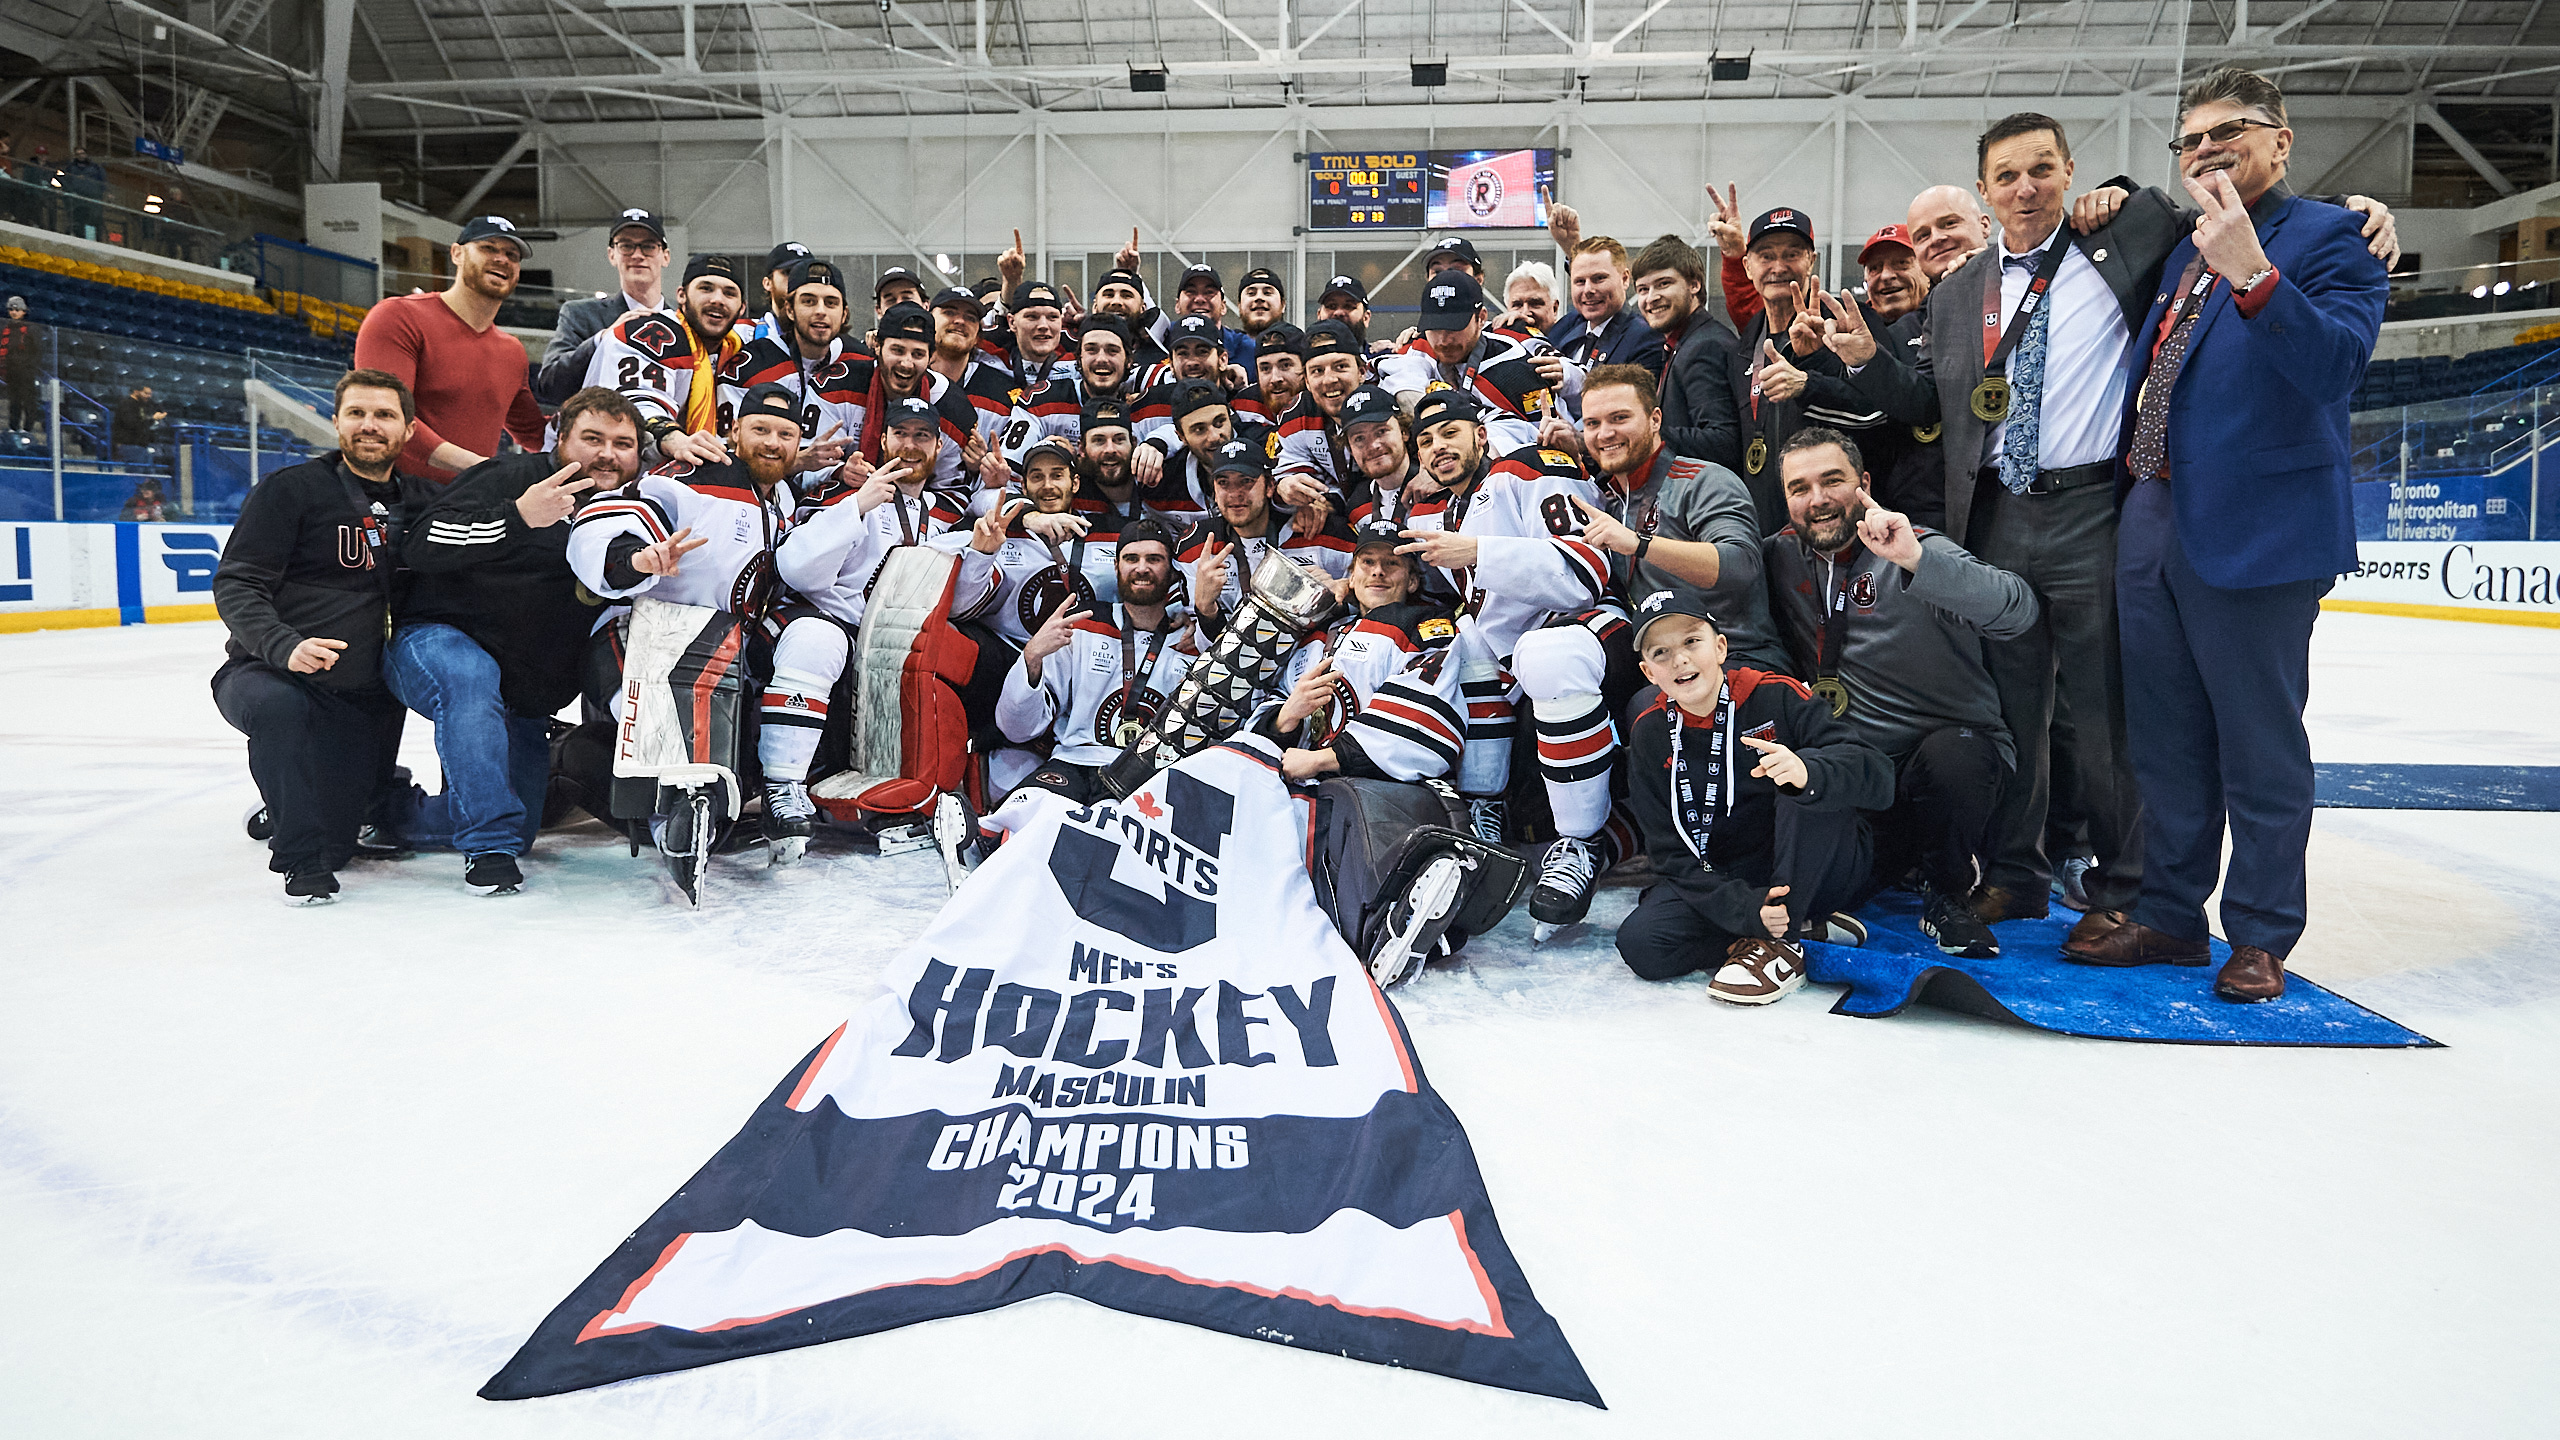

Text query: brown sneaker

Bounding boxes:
[1968,882,2050,923]
[1708,937,1808,1006]
[2061,911,2212,966]
[2214,945,2287,1002]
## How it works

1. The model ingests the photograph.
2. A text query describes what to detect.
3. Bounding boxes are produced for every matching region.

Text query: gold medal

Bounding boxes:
[1912,423,1941,444]
[1811,675,1850,718]
[1115,716,1150,747]
[1969,375,2011,423]
[1745,436,1768,474]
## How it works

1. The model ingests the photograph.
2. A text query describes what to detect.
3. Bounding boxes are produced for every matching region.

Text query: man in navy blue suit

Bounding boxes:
[1542,205,1666,373]
[2062,67,2386,1001]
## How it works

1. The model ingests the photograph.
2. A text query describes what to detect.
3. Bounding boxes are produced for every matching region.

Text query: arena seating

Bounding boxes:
[0,247,349,362]
[2352,336,2560,410]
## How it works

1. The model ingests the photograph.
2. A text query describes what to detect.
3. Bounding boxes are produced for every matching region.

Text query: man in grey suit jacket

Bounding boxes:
[536,209,672,404]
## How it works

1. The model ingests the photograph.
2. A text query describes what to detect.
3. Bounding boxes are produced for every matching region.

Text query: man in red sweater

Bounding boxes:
[354,215,548,482]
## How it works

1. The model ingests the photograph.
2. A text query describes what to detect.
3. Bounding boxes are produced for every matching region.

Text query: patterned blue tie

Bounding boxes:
[1998,255,2051,495]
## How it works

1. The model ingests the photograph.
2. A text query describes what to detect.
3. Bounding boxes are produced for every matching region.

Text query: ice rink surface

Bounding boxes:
[4,611,2557,1439]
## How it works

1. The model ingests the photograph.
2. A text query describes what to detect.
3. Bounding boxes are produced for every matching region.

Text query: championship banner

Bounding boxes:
[482,739,1601,1408]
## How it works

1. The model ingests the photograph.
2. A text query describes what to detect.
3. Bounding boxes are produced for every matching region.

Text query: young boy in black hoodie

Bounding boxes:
[1617,589,1893,1003]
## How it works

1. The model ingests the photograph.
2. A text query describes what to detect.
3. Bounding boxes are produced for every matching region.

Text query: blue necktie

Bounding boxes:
[1998,253,2050,495]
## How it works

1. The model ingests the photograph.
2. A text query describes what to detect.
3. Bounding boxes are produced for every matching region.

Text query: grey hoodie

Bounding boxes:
[1763,523,2038,766]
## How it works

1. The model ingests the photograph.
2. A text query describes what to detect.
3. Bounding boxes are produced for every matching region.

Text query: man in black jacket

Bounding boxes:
[1627,233,1741,477]
[1615,590,1893,1004]
[387,387,646,893]
[211,370,439,905]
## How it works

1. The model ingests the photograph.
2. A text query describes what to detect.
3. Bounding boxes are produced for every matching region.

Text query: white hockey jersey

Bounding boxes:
[947,514,1124,647]
[584,310,749,439]
[1373,324,1583,455]
[566,464,797,619]
[996,610,1200,766]
[771,481,969,630]
[1401,446,1610,666]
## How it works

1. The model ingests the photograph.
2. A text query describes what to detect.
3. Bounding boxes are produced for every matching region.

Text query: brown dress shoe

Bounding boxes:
[1968,883,2050,923]
[2060,912,2212,966]
[2214,945,2287,1002]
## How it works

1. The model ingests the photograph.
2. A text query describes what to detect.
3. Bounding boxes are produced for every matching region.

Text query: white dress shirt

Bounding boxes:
[1986,222,2134,471]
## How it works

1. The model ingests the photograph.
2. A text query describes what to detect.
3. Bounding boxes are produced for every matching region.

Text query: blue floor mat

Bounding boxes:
[2315,763,2560,811]
[1803,890,2439,1048]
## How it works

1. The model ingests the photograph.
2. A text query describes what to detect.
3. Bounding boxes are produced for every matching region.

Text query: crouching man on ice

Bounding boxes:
[1618,590,1893,1003]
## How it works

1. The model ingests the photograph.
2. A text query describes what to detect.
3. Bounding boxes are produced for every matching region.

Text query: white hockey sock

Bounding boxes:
[1531,692,1615,840]
[758,620,849,784]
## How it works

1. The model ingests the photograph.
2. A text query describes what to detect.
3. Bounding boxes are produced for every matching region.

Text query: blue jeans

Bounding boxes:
[384,623,550,856]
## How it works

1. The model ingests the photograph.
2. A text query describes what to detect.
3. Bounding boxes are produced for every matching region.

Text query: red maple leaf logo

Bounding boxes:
[1133,791,1164,820]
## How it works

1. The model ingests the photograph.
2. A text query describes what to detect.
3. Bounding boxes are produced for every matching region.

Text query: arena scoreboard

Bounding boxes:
[1307,152,1428,230]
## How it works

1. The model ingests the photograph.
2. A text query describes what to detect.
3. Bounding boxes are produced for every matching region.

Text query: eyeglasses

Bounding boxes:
[608,240,665,255]
[2169,117,2282,155]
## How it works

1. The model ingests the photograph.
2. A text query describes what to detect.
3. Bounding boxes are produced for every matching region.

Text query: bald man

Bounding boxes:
[1906,185,1995,282]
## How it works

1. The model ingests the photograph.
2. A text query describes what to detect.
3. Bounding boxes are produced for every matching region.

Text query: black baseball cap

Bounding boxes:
[1429,236,1482,267]
[1178,263,1222,292]
[1172,383,1231,423]
[1255,322,1307,360]
[1094,267,1147,295]
[1081,395,1132,433]
[930,284,985,317]
[875,264,925,298]
[1240,266,1285,295]
[1208,438,1267,479]
[1010,280,1063,312]
[1748,207,1816,248]
[876,300,933,344]
[1020,435,1079,470]
[1410,388,1484,432]
[457,215,526,256]
[1318,273,1368,304]
[1417,271,1486,326]
[1120,515,1178,555]
[607,207,665,243]
[883,395,940,431]
[973,277,1006,299]
[1338,384,1400,429]
[1305,318,1363,359]
[1352,516,1406,554]
[765,241,814,274]
[1631,586,1725,651]
[682,253,743,287]
[736,382,801,426]
[1169,313,1221,350]
[786,258,845,296]
[1079,312,1133,346]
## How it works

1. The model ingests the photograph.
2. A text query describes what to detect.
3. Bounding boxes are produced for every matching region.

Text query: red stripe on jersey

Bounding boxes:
[1069,618,1122,639]
[1367,696,1460,744]
[1349,618,1421,651]
[577,499,670,542]
[760,692,830,717]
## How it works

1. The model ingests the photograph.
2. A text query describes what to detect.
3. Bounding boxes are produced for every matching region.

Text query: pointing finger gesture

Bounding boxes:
[1738,732,1809,790]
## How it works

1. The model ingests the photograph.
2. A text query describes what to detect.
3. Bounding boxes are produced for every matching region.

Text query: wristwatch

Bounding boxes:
[1633,533,1653,563]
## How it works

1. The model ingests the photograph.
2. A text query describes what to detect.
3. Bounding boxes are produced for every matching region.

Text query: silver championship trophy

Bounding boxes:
[1099,550,1341,798]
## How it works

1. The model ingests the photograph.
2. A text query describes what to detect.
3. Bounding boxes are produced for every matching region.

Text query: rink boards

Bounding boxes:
[0,519,231,632]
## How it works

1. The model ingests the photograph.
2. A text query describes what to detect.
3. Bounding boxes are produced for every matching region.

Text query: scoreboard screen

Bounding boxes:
[1307,152,1428,230]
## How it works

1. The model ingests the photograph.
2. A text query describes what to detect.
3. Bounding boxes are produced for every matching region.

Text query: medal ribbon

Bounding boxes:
[1118,606,1171,726]
[1980,224,2076,376]
[1667,681,1736,863]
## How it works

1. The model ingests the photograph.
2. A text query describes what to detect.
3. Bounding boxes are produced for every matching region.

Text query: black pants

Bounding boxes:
[1616,802,1872,981]
[1969,476,2143,910]
[1013,759,1102,806]
[2,377,35,431]
[213,658,406,876]
[953,619,1024,750]
[1870,725,2011,897]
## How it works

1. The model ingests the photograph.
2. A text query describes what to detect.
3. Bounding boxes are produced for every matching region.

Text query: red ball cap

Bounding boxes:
[1858,224,1916,265]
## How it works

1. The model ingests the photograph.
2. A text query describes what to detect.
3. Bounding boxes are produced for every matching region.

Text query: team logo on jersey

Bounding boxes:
[1017,563,1098,632]
[1092,687,1164,749]
[1850,570,1878,610]
[1467,169,1503,219]
[627,314,684,357]
[1536,448,1577,468]
[1264,432,1282,461]
[1418,616,1457,642]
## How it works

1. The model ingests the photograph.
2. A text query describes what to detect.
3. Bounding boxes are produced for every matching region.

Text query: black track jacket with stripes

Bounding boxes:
[401,450,609,717]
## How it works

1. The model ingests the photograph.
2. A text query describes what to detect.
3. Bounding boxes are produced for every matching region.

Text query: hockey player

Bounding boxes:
[746,241,814,346]
[1064,393,1206,536]
[950,436,1119,649]
[720,257,861,482]
[1240,322,1307,430]
[1339,384,1437,531]
[585,252,751,467]
[998,517,1198,804]
[825,301,980,492]
[1262,516,1460,771]
[1616,590,1891,1002]
[1086,266,1169,370]
[1162,262,1255,368]
[1481,363,1789,928]
[1426,235,1486,282]
[1178,439,1358,625]
[926,284,1022,450]
[565,381,811,874]
[1270,318,1370,502]
[1135,383,1241,528]
[1316,274,1376,349]
[1132,314,1249,441]
[1236,266,1289,338]
[1376,270,1580,456]
[755,396,966,859]
[1390,389,1609,852]
[996,307,1134,465]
